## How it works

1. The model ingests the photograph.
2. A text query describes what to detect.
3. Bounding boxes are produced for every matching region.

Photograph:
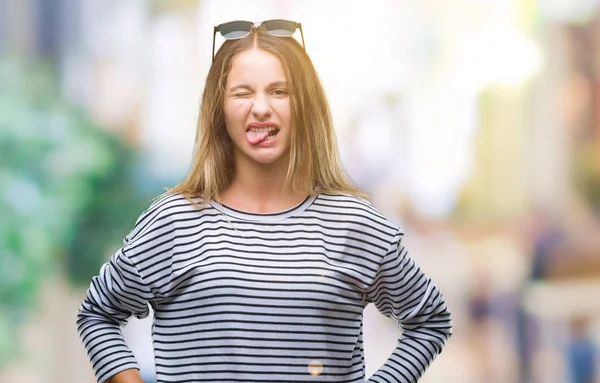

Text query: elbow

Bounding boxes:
[424,306,452,356]
[437,302,453,342]
[406,301,453,351]
[76,305,97,337]
[75,302,121,335]
[425,299,453,350]
[432,288,452,343]
[76,302,98,325]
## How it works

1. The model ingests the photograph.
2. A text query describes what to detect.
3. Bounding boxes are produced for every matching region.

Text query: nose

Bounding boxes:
[251,93,271,119]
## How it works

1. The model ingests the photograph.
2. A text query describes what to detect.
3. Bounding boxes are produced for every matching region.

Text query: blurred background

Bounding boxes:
[1,0,600,382]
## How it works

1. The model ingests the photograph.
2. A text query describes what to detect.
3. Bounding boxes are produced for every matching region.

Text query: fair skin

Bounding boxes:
[105,48,303,383]
[219,47,306,213]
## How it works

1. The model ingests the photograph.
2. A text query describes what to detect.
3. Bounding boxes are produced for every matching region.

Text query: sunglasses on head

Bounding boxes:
[212,19,305,62]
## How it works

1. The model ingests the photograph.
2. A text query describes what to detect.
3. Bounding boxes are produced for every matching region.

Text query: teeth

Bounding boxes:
[249,127,277,132]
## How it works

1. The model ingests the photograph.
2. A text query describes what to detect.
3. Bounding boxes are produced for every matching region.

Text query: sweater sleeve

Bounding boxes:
[76,237,156,383]
[365,231,452,382]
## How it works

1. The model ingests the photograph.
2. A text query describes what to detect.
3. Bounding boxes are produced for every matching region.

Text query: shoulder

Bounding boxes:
[313,192,390,221]
[312,193,400,236]
[144,192,200,217]
[126,192,203,245]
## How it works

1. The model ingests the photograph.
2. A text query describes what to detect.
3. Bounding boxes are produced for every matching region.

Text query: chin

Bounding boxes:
[251,151,289,165]
[253,156,284,165]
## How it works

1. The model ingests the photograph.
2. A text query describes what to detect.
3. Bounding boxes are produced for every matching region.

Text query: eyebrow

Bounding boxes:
[228,81,288,92]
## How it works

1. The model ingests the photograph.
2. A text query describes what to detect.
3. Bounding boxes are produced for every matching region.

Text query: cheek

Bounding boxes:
[222,101,235,121]
[224,103,253,141]
[224,100,252,123]
[275,100,292,122]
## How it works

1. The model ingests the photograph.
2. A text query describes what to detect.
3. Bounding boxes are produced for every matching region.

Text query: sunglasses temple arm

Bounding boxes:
[298,24,306,51]
[212,27,218,63]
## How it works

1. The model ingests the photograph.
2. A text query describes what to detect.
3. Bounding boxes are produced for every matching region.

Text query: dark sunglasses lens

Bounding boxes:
[219,21,252,39]
[262,20,296,36]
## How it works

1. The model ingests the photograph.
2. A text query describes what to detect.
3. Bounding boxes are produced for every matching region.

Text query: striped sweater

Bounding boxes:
[77,192,452,383]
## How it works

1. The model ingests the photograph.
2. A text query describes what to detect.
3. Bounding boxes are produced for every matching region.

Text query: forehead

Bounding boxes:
[227,48,286,83]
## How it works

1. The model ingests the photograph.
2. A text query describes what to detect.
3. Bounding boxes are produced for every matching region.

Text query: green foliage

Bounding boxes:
[0,58,146,367]
[66,136,145,286]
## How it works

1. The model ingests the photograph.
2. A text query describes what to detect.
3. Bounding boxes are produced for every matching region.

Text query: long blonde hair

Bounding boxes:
[169,27,367,204]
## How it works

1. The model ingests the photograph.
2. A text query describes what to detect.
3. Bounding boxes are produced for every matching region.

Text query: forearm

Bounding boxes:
[367,330,447,382]
[368,301,452,383]
[366,233,453,382]
[106,368,144,383]
[77,251,154,382]
[77,315,140,383]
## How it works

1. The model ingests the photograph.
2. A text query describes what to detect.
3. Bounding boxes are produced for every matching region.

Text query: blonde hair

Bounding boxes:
[169,28,367,204]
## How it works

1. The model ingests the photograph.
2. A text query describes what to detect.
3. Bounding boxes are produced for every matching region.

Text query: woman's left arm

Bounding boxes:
[365,230,452,383]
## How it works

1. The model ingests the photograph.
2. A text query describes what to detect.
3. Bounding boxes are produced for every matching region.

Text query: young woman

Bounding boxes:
[77,19,452,383]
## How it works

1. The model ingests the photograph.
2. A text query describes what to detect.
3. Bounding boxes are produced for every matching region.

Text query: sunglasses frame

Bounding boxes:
[212,19,305,62]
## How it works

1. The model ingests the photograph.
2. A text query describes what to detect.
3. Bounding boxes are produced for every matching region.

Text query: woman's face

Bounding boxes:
[223,48,292,169]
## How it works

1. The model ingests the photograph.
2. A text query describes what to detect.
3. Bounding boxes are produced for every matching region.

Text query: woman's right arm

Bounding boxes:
[77,194,180,382]
[76,247,155,383]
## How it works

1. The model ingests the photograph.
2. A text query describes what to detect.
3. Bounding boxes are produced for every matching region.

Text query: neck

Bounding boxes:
[219,154,308,213]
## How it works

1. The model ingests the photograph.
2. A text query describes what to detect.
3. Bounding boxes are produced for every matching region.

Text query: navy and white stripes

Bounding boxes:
[77,193,452,382]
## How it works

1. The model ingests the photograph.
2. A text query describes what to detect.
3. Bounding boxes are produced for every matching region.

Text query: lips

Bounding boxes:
[246,122,280,145]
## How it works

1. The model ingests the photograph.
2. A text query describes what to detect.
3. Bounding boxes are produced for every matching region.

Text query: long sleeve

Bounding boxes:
[365,231,452,382]
[76,244,155,383]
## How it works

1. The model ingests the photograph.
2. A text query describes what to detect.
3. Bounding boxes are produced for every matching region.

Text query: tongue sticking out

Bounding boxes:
[246,130,272,145]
